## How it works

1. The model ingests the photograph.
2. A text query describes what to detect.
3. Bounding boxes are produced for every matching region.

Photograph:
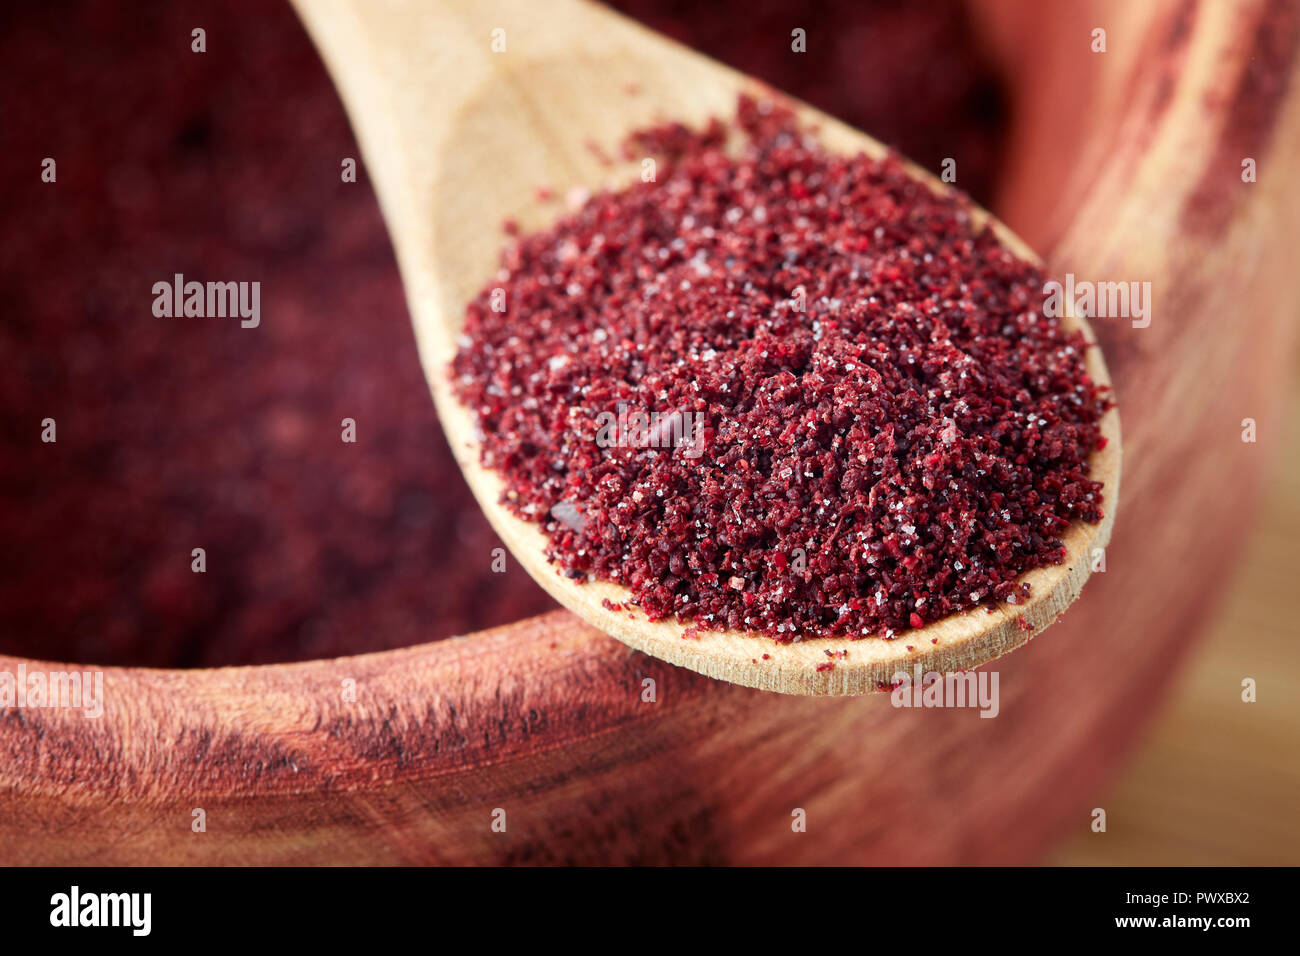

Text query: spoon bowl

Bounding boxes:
[293,0,1121,694]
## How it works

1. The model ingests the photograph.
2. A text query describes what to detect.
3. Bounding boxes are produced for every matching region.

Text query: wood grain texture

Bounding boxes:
[293,0,1121,694]
[1,0,1298,864]
[1051,361,1300,865]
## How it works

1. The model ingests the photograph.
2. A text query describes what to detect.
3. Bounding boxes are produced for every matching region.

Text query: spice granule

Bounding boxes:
[452,97,1108,642]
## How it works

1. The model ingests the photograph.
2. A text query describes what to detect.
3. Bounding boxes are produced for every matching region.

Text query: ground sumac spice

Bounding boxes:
[0,0,556,666]
[453,97,1109,642]
[608,0,1006,203]
[0,0,1008,667]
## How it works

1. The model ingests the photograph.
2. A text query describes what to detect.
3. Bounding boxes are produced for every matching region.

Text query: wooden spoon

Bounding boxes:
[291,0,1121,695]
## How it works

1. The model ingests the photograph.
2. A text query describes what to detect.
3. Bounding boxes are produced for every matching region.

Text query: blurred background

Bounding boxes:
[0,0,1295,863]
[1052,378,1300,865]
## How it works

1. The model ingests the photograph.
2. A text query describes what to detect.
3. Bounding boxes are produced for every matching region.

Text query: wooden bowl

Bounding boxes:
[3,0,1298,864]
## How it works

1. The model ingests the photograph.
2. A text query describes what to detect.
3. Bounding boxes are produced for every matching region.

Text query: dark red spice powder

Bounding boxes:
[0,0,1014,666]
[607,0,1007,203]
[452,98,1108,642]
[0,0,556,667]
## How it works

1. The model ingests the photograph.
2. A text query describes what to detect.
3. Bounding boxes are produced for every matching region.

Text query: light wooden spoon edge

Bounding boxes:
[293,0,1122,695]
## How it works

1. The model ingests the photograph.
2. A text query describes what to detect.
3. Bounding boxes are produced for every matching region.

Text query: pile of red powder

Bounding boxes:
[0,0,1011,666]
[0,0,557,666]
[453,98,1109,641]
[608,0,1006,203]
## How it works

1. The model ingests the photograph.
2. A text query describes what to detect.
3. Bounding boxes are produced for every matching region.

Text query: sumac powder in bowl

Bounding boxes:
[0,0,1011,666]
[452,98,1110,643]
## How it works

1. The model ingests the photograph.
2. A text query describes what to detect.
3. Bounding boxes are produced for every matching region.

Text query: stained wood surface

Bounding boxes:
[1052,363,1300,865]
[1,0,1298,864]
